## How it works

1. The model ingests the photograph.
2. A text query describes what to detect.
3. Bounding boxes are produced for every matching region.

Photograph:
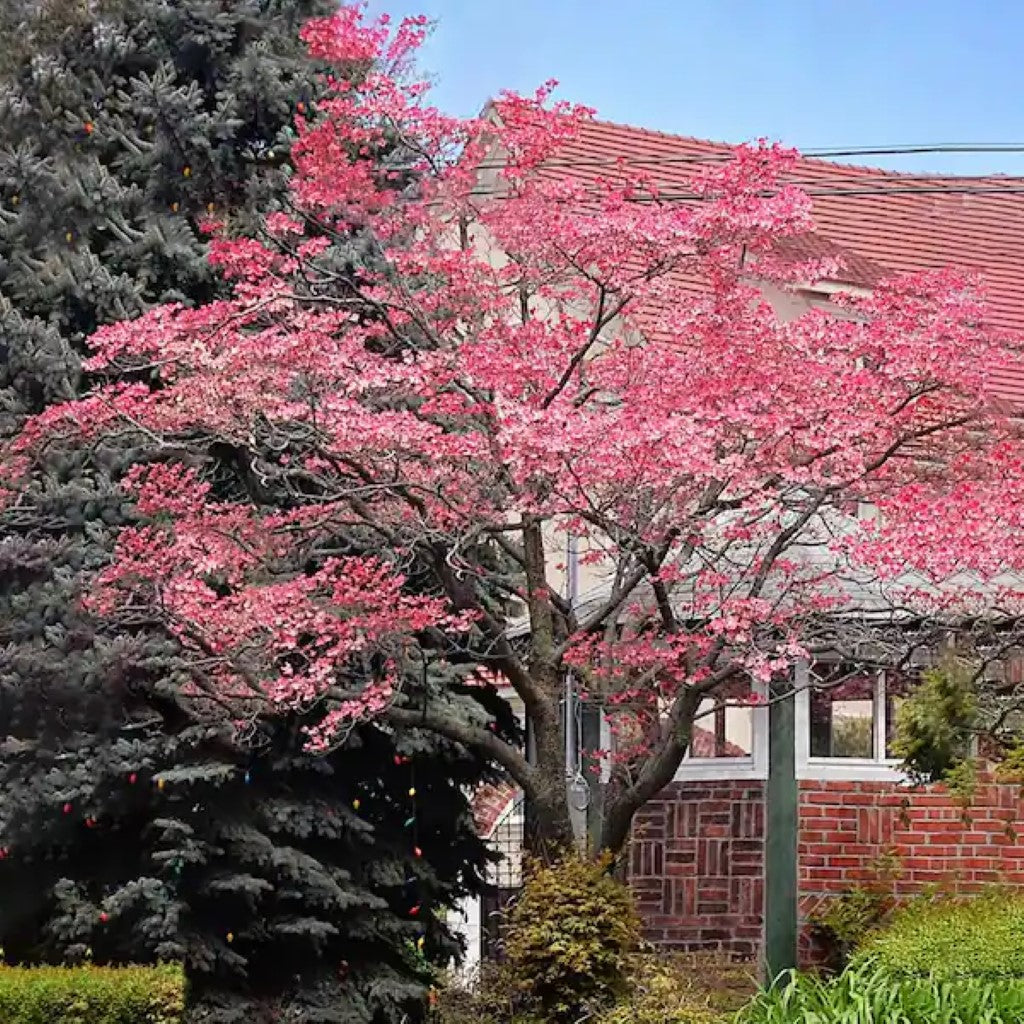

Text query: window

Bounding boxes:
[689,679,755,759]
[796,661,914,781]
[675,678,768,781]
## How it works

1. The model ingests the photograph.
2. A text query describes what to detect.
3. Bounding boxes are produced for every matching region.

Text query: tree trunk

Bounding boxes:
[597,691,700,858]
[524,697,576,857]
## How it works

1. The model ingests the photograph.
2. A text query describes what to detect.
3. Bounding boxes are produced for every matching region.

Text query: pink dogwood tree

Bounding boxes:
[9,6,1024,853]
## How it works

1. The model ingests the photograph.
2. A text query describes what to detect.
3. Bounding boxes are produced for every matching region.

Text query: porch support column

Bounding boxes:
[764,665,800,980]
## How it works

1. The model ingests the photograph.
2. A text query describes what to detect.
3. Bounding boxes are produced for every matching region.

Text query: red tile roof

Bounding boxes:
[544,119,1024,401]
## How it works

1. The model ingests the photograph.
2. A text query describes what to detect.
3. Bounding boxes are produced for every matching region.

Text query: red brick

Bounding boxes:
[631,775,1024,968]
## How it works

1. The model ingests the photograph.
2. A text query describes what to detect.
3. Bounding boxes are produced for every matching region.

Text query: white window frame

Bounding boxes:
[795,660,908,782]
[674,680,769,782]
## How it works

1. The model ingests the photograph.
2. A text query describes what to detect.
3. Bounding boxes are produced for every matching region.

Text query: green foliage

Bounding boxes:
[0,711,500,1024]
[994,738,1024,784]
[432,953,750,1024]
[0,3,514,1020]
[748,893,1024,1021]
[502,854,642,1024]
[891,657,977,784]
[807,849,902,968]
[593,958,732,1024]
[742,963,1024,1024]
[809,888,892,968]
[944,755,980,806]
[0,964,184,1024]
[857,892,1024,979]
[429,962,526,1024]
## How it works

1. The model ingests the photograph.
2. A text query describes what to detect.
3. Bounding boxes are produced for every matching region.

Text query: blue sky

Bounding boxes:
[366,0,1024,175]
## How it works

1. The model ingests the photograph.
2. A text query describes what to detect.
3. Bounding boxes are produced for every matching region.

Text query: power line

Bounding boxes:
[465,181,1024,203]
[472,142,1024,175]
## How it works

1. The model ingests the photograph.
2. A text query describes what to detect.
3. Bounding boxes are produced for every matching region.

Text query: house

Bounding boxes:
[455,119,1024,971]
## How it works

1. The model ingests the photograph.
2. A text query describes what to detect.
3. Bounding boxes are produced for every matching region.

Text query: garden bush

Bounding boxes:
[501,853,642,1024]
[0,964,184,1024]
[857,891,1024,978]
[741,963,1024,1023]
[593,958,730,1024]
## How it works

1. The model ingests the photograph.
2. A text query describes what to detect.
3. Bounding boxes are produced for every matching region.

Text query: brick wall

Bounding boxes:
[628,780,765,957]
[629,774,1024,964]
[798,776,1024,961]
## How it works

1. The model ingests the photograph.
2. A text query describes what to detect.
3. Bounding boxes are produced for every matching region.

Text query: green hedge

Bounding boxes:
[857,892,1024,978]
[0,964,184,1024]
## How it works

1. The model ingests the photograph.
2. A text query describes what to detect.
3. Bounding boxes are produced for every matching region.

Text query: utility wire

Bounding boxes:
[472,142,1024,174]
[464,181,1024,202]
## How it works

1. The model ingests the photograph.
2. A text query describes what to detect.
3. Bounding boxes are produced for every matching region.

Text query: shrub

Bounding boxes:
[502,853,642,1024]
[0,964,184,1024]
[858,891,1024,978]
[429,962,525,1024]
[741,964,1024,1024]
[593,958,729,1024]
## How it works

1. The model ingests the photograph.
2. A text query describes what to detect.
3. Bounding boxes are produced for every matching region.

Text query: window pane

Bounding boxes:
[688,681,754,758]
[809,667,876,759]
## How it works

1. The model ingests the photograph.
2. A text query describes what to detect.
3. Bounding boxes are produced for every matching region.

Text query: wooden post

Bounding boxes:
[764,671,799,980]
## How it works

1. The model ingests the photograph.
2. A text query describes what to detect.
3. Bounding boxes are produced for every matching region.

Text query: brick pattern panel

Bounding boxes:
[628,781,765,957]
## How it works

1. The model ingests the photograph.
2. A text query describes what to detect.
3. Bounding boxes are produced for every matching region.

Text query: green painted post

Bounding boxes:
[764,672,799,982]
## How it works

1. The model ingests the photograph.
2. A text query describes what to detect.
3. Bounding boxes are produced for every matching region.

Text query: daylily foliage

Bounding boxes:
[9,4,1024,852]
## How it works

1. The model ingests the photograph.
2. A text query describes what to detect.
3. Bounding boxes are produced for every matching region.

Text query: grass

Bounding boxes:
[741,962,1024,1024]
